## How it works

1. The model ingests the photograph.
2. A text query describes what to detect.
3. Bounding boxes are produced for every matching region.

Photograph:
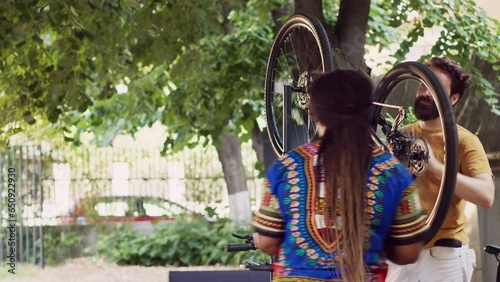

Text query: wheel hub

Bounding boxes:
[297,71,310,109]
[409,136,430,176]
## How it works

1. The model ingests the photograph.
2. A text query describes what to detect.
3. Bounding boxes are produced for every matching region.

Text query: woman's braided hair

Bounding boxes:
[309,69,374,282]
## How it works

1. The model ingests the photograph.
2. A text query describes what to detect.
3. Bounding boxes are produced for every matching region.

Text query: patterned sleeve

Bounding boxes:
[252,163,285,239]
[388,183,430,245]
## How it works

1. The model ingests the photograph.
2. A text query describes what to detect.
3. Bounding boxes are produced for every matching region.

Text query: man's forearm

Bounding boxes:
[454,173,495,208]
[427,155,494,208]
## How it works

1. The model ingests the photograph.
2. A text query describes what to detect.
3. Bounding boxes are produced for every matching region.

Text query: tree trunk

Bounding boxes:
[293,0,370,71]
[216,133,252,225]
[295,0,326,23]
[216,2,252,226]
[251,121,264,164]
[271,3,294,32]
[332,0,371,71]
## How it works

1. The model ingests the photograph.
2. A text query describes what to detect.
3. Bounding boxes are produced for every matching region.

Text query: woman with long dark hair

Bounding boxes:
[252,70,429,281]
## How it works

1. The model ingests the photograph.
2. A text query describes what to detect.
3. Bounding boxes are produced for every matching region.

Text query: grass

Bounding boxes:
[0,263,39,279]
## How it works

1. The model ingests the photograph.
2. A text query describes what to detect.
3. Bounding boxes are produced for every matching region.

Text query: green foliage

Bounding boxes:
[368,0,500,114]
[95,217,269,266]
[322,0,340,25]
[8,0,278,152]
[385,106,418,127]
[42,227,84,265]
[2,0,498,148]
[0,0,237,145]
[366,1,410,71]
[61,63,170,147]
[0,225,82,266]
[162,0,278,151]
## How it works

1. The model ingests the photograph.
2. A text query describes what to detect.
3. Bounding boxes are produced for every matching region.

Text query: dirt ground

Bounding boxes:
[1,257,242,282]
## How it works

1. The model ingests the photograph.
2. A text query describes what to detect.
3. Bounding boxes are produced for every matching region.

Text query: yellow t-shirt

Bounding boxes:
[402,123,492,248]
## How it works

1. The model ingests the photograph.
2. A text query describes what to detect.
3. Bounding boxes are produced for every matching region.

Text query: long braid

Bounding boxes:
[310,69,373,281]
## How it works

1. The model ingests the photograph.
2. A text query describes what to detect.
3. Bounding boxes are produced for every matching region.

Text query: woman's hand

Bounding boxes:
[254,233,282,256]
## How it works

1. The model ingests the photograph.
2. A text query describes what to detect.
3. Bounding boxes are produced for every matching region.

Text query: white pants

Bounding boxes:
[386,245,476,282]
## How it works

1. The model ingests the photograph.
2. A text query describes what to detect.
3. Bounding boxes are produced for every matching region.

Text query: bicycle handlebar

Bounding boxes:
[224,242,256,252]
[484,244,500,256]
[224,233,272,272]
[224,233,257,252]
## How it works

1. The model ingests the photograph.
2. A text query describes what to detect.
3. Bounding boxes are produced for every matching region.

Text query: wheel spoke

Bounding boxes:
[265,14,333,156]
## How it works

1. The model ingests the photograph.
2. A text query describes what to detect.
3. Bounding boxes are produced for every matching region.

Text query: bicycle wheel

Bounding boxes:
[370,61,458,242]
[265,14,334,157]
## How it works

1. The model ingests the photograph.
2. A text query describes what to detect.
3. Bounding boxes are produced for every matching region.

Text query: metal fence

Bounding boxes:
[0,143,263,266]
[0,145,44,266]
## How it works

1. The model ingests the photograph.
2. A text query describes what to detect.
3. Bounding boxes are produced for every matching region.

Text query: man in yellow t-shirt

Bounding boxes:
[386,57,495,282]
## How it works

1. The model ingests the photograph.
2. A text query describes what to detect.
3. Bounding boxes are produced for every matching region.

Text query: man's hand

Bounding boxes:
[425,145,444,179]
[424,142,495,208]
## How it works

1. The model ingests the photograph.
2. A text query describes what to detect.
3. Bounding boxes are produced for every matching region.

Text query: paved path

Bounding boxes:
[2,257,241,282]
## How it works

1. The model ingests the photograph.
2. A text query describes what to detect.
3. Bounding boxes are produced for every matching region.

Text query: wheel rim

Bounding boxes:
[265,14,334,157]
[371,62,458,242]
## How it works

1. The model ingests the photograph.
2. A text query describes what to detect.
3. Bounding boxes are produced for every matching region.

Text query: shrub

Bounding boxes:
[95,217,269,266]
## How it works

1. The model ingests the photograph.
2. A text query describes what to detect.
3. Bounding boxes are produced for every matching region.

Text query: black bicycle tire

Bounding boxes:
[370,61,458,243]
[265,13,334,157]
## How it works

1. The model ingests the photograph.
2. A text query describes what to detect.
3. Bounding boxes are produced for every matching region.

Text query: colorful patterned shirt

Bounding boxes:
[253,142,428,280]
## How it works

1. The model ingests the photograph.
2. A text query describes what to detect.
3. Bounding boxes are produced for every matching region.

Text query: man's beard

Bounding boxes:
[414,96,439,121]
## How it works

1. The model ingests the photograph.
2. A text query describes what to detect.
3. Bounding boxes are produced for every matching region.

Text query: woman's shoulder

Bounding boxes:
[370,148,410,177]
[273,143,316,166]
[270,142,320,170]
[298,141,321,155]
[281,142,321,160]
[371,147,393,161]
